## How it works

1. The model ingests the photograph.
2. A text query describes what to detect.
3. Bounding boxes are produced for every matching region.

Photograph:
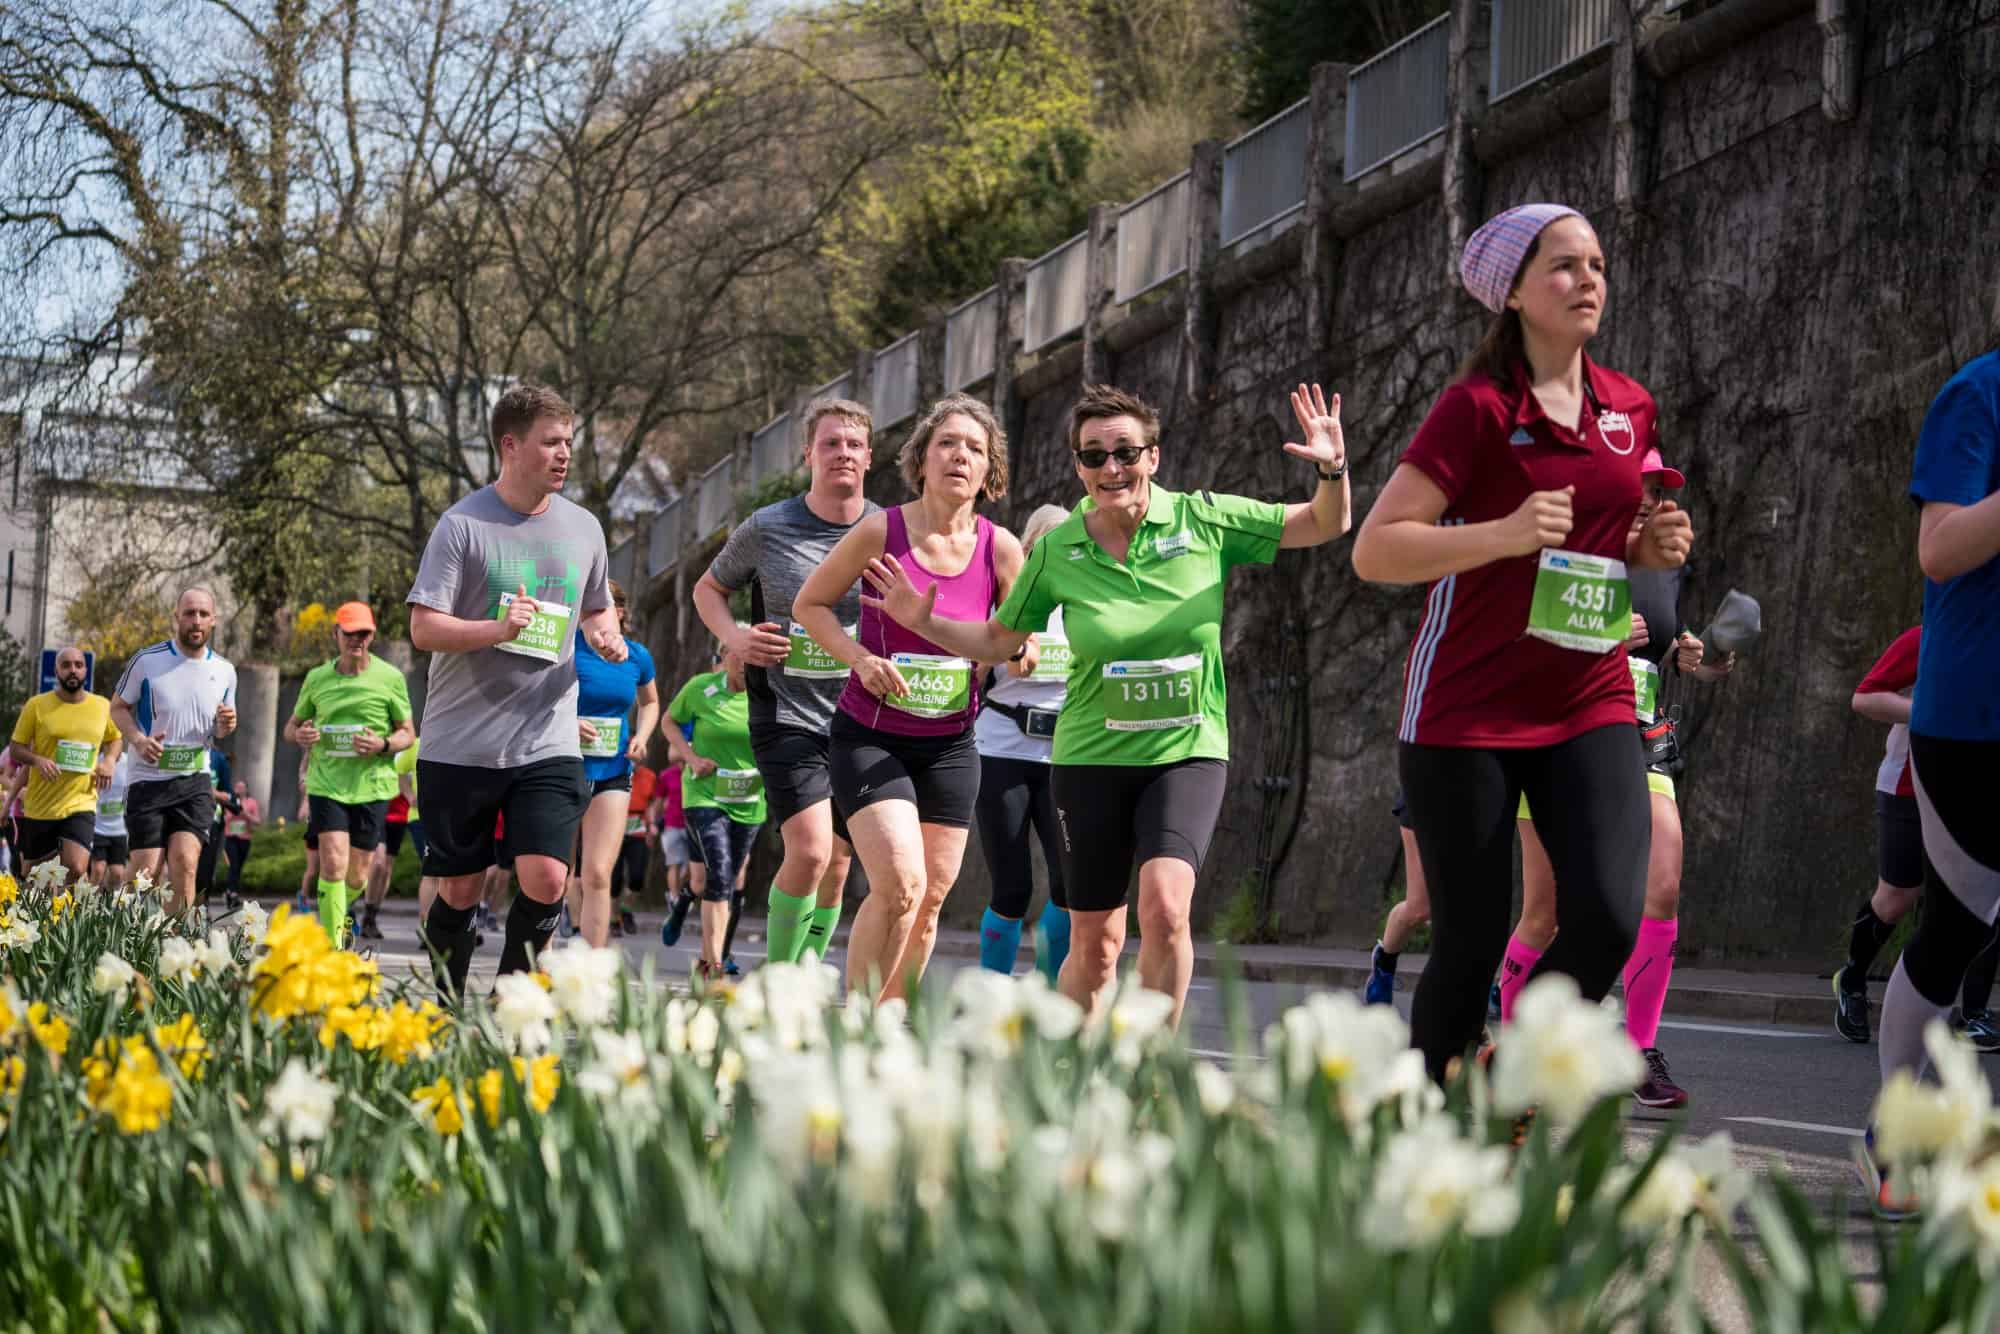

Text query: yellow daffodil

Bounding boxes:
[150,1014,210,1080]
[411,1076,466,1136]
[26,1003,68,1064]
[377,1000,449,1065]
[82,1038,172,1135]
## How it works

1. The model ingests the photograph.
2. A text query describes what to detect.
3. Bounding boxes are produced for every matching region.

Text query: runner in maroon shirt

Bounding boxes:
[1352,202,1694,1081]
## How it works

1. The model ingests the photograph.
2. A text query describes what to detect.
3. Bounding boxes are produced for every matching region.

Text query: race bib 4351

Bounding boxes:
[1526,550,1631,654]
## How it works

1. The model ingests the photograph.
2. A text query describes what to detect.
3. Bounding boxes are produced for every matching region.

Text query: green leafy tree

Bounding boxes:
[1236,0,1449,123]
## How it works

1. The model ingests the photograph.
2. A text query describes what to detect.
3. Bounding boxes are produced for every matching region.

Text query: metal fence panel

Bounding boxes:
[749,412,793,488]
[1023,233,1089,353]
[872,334,920,427]
[944,287,998,391]
[1114,172,1190,304]
[647,498,684,577]
[1491,0,1616,103]
[1344,15,1451,180]
[1222,98,1309,246]
[694,455,736,538]
[812,372,854,404]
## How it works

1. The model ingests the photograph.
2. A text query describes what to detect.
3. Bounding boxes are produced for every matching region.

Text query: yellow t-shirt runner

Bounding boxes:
[12,690,121,820]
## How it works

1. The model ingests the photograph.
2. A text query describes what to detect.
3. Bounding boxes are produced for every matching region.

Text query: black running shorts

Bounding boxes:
[17,811,97,863]
[418,756,589,878]
[306,795,390,852]
[752,722,850,841]
[91,833,130,866]
[1050,759,1229,913]
[829,713,979,829]
[126,776,216,852]
[1876,790,1923,891]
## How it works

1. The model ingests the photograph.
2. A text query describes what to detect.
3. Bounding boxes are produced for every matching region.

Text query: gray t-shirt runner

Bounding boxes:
[707,493,879,733]
[407,485,611,768]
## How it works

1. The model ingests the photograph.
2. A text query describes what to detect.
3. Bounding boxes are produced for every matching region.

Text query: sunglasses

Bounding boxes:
[1073,443,1151,469]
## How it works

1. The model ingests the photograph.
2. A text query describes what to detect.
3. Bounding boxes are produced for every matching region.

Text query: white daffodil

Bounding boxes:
[748,1050,844,1181]
[737,962,835,1051]
[575,1029,658,1120]
[237,899,268,944]
[686,1005,721,1063]
[1099,980,1175,1066]
[948,970,1082,1060]
[1265,991,1419,1127]
[1364,1117,1520,1250]
[489,972,557,1053]
[0,915,40,950]
[1491,974,1644,1124]
[1873,1022,1996,1170]
[540,943,622,1028]
[663,997,696,1054]
[156,937,199,983]
[1927,1150,2000,1270]
[1193,1060,1236,1118]
[262,1059,339,1142]
[195,930,234,976]
[28,860,64,892]
[90,951,137,997]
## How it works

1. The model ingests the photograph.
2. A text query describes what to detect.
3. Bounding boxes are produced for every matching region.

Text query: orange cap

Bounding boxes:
[333,601,377,633]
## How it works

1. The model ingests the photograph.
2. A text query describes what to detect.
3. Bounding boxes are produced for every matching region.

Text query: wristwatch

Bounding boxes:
[1317,461,1347,481]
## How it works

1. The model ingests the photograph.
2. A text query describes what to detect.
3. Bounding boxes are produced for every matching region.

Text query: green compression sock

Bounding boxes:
[800,905,840,963]
[317,878,350,947]
[765,886,814,964]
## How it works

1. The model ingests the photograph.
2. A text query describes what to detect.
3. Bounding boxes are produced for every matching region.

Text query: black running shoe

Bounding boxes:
[359,912,384,941]
[1963,1008,2000,1054]
[1633,1047,1689,1110]
[619,909,638,936]
[1832,967,1871,1044]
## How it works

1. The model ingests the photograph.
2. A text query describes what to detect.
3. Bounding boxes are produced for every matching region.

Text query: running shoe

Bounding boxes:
[558,906,578,940]
[1832,967,1871,1044]
[660,894,691,948]
[1633,1047,1689,1109]
[609,917,624,938]
[1363,944,1396,1006]
[1852,1128,1920,1221]
[723,956,741,977]
[619,909,638,936]
[1488,981,1504,1024]
[359,912,384,942]
[225,890,241,912]
[1963,1008,2000,1054]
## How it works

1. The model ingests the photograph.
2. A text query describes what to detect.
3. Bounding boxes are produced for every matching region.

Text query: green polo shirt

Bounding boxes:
[665,670,766,825]
[994,485,1284,767]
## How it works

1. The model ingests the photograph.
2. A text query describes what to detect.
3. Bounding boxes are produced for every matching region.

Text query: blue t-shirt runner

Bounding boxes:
[575,631,657,783]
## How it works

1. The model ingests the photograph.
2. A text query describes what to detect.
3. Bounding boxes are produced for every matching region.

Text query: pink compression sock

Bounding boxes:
[1621,916,1678,1050]
[1497,935,1543,1023]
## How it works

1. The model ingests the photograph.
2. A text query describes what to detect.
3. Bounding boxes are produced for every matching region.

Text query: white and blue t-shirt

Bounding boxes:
[113,639,238,785]
[1910,349,2000,742]
[574,632,656,782]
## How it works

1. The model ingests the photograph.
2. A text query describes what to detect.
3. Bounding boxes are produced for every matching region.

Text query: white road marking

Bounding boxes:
[1658,1019,1819,1039]
[1725,1116,1863,1138]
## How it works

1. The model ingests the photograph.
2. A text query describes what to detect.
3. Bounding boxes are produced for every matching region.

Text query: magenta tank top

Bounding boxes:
[837,505,997,736]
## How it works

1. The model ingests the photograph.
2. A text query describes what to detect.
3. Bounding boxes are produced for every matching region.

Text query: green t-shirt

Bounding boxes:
[994,485,1284,767]
[666,670,765,825]
[393,736,421,820]
[293,655,414,805]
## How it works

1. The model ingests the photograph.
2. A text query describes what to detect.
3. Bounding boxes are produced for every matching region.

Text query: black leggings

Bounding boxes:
[609,836,647,899]
[1900,735,2000,1006]
[973,756,1066,919]
[1401,723,1650,1082]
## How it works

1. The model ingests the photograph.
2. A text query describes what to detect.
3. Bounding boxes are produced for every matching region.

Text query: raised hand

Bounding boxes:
[500,584,538,641]
[1282,383,1346,474]
[1641,501,1694,568]
[860,553,938,633]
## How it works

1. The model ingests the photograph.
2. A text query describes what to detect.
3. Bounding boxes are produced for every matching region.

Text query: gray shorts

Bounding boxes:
[661,825,691,866]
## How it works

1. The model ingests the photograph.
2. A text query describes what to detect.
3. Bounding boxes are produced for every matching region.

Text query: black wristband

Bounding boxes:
[1317,461,1347,481]
[1009,644,1029,662]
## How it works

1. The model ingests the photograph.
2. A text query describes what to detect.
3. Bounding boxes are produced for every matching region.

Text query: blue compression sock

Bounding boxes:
[979,908,1023,974]
[1035,901,1071,986]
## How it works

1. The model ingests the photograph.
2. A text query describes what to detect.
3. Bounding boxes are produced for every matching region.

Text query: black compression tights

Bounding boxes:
[1400,723,1651,1082]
